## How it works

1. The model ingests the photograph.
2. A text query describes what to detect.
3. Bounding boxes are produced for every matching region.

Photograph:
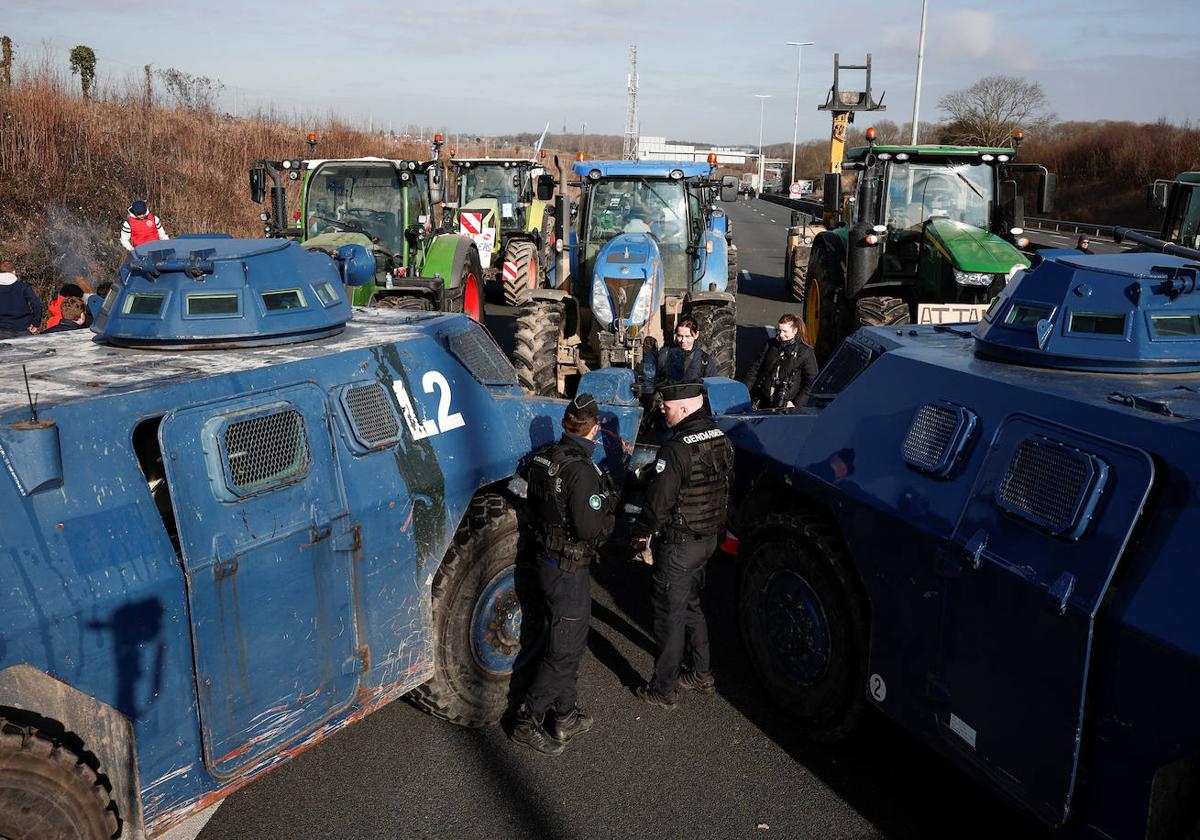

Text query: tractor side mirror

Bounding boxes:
[428,167,444,205]
[249,167,266,205]
[1148,180,1170,211]
[823,173,842,216]
[1037,172,1056,214]
[536,174,555,201]
[719,176,739,203]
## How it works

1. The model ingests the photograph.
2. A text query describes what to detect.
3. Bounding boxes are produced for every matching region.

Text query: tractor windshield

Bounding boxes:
[458,165,525,213]
[1163,184,1200,249]
[304,162,406,254]
[584,177,690,289]
[884,161,994,232]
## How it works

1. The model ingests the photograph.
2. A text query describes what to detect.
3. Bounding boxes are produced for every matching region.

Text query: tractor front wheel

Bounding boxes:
[501,240,539,307]
[727,244,739,296]
[855,296,909,330]
[375,294,434,312]
[513,300,563,396]
[688,301,737,379]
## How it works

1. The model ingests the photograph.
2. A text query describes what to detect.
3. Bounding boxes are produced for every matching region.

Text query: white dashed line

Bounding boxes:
[770,219,777,224]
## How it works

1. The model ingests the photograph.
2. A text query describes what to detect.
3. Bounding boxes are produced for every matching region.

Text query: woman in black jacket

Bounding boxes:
[743,313,819,409]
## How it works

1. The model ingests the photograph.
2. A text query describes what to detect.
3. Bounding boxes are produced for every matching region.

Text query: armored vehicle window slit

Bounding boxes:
[123,293,165,316]
[314,282,340,307]
[186,293,240,317]
[808,339,875,405]
[446,323,518,387]
[995,436,1108,540]
[1068,312,1126,336]
[131,416,181,558]
[1005,302,1053,329]
[340,383,402,450]
[1150,314,1200,338]
[262,289,307,311]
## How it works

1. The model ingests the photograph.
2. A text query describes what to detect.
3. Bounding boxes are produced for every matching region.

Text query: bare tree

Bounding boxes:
[143,64,153,109]
[1,36,13,88]
[938,75,1054,147]
[156,67,223,113]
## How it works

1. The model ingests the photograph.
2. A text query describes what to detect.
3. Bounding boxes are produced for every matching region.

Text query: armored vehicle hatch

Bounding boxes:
[93,235,372,349]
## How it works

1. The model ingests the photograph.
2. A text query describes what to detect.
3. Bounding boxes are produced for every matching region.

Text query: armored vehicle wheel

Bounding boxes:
[502,240,539,307]
[739,512,867,742]
[0,718,119,840]
[449,247,485,322]
[513,301,563,396]
[375,294,434,311]
[856,296,909,329]
[689,301,736,379]
[803,246,846,363]
[410,494,544,727]
[727,245,739,295]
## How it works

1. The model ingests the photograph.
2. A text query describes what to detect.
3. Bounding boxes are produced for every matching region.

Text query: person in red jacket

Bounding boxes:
[120,200,169,251]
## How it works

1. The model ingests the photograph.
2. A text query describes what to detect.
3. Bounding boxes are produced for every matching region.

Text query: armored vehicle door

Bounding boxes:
[159,383,360,778]
[939,413,1153,825]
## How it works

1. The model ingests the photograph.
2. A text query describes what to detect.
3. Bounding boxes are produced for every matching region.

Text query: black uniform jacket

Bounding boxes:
[743,338,819,408]
[548,433,614,544]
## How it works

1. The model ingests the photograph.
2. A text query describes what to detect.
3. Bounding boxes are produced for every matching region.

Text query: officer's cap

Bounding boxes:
[565,392,600,421]
[658,380,705,401]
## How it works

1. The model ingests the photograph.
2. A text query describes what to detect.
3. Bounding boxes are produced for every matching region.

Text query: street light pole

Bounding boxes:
[754,94,770,196]
[786,40,815,188]
[910,0,929,144]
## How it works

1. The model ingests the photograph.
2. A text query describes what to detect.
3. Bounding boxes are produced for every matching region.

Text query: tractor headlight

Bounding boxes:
[629,282,654,326]
[954,270,993,287]
[592,282,615,324]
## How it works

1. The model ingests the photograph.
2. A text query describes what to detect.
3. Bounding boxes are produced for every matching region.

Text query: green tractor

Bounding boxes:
[250,135,485,321]
[443,155,557,306]
[797,128,1056,361]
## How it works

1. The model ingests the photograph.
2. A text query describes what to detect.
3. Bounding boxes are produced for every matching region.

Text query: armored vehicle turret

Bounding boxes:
[0,235,650,839]
[726,243,1200,838]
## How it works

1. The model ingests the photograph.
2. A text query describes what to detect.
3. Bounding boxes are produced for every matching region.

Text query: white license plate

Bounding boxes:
[916,303,989,324]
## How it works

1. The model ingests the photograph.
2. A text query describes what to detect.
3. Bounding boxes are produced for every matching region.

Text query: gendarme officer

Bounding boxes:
[631,380,733,708]
[512,393,616,755]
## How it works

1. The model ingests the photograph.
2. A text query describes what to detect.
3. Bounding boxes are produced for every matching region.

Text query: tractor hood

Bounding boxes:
[925,218,1029,274]
[305,231,378,253]
[591,233,662,328]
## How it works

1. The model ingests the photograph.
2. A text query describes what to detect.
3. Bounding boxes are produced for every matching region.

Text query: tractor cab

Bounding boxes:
[449,158,545,234]
[250,138,485,321]
[800,133,1057,361]
[1148,171,1200,250]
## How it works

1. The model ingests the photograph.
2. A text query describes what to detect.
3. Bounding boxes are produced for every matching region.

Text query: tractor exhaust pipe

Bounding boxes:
[1114,227,1200,262]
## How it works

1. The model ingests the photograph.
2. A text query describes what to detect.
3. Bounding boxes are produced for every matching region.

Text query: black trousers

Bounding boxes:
[525,554,593,717]
[650,535,717,695]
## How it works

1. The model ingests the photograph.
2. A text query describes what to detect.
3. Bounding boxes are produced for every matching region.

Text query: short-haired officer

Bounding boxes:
[631,380,733,708]
[512,393,617,755]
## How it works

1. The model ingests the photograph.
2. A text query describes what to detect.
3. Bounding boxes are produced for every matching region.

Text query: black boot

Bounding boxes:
[551,706,594,742]
[511,706,565,756]
[678,669,715,695]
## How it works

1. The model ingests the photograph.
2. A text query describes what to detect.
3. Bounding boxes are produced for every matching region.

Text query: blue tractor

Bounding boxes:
[513,159,740,396]
[0,235,656,838]
[722,237,1200,838]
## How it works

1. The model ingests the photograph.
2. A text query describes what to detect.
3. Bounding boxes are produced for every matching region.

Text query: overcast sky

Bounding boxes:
[7,0,1198,145]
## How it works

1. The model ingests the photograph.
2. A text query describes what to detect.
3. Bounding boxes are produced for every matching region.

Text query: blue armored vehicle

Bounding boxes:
[0,236,649,839]
[726,243,1200,838]
[512,158,740,396]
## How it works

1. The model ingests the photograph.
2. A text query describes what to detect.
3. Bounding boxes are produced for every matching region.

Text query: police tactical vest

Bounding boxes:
[527,440,606,565]
[671,427,733,538]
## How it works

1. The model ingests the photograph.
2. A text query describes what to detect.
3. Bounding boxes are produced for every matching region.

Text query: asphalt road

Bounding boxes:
[192,198,1046,840]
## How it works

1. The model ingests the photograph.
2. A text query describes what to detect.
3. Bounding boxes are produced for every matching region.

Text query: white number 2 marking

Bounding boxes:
[392,370,464,441]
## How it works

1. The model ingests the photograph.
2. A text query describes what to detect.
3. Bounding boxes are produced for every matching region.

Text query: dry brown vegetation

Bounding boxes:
[0,64,428,302]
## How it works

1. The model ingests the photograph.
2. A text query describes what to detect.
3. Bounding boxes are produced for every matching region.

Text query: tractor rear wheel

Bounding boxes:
[375,295,434,312]
[689,301,737,379]
[727,245,739,296]
[0,717,119,840]
[855,296,909,329]
[513,301,563,396]
[502,240,539,307]
[803,245,847,363]
[738,511,868,742]
[409,494,544,727]
[449,247,485,322]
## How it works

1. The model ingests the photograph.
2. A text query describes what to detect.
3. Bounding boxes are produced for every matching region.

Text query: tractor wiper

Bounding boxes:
[636,177,682,221]
[952,167,985,202]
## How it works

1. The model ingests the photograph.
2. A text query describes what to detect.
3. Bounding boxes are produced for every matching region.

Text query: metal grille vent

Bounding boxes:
[224,409,311,494]
[345,383,400,447]
[446,325,517,386]
[903,403,975,477]
[996,436,1107,539]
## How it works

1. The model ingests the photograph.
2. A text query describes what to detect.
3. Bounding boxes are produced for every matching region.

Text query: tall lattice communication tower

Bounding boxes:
[622,45,639,161]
